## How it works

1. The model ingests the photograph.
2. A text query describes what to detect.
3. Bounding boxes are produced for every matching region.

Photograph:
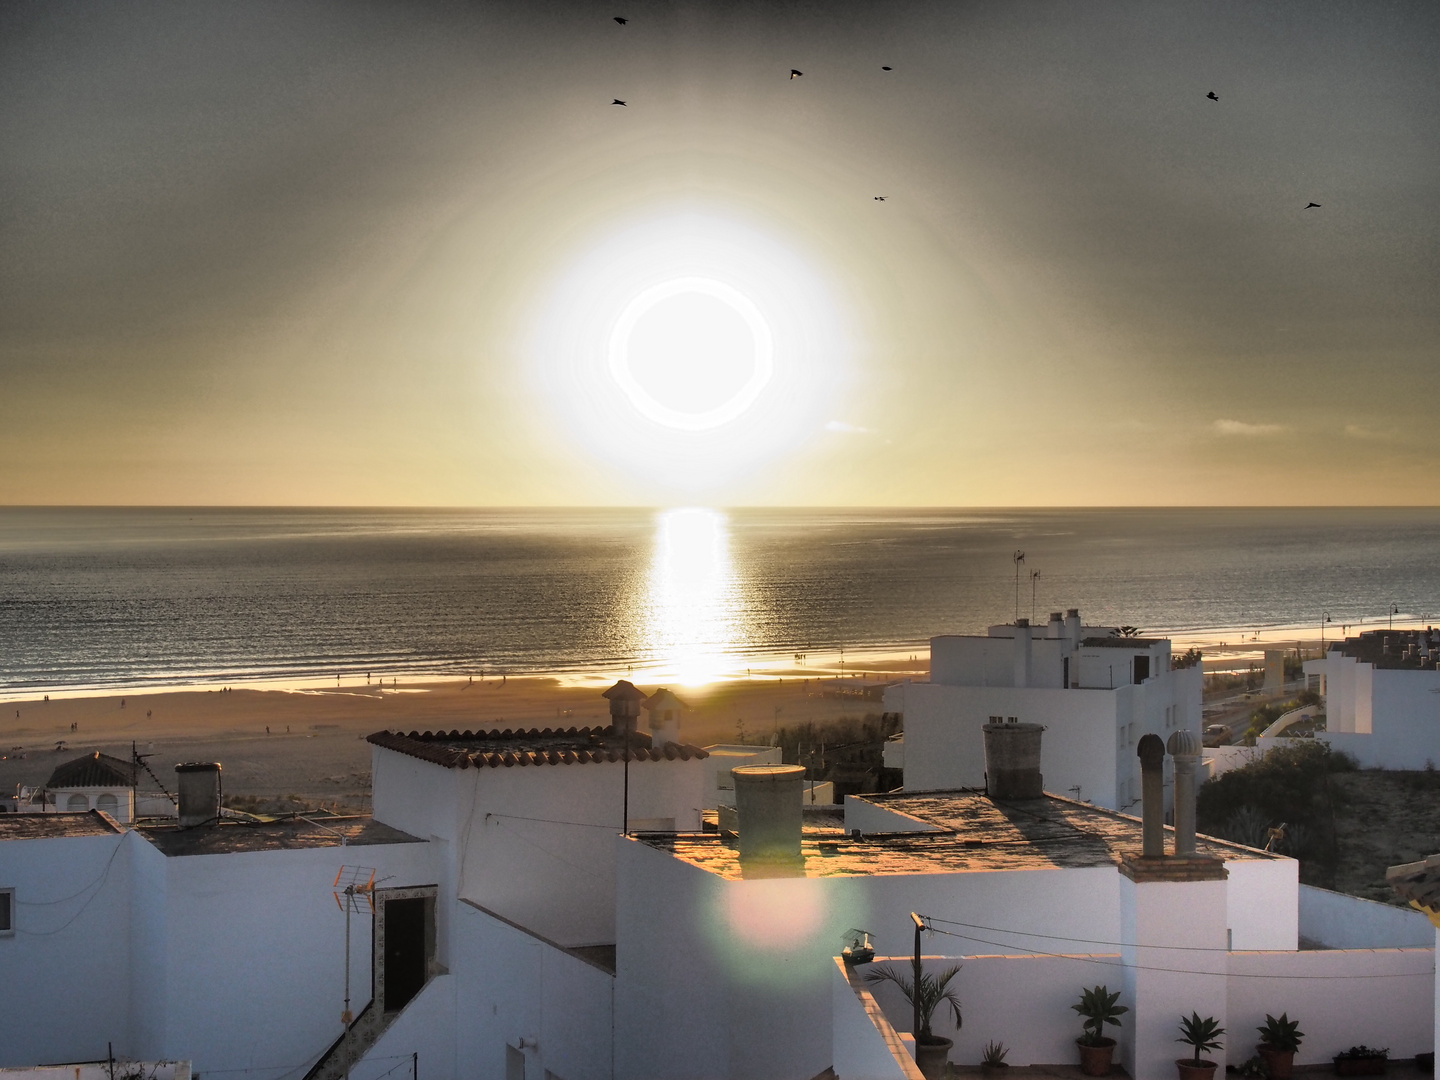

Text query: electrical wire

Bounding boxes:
[16,838,125,938]
[920,924,1431,980]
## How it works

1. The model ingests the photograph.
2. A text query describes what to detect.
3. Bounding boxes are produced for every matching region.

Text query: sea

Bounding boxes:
[2,506,1439,693]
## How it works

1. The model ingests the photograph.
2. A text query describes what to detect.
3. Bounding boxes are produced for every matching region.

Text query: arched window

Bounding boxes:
[96,793,119,814]
[66,794,88,811]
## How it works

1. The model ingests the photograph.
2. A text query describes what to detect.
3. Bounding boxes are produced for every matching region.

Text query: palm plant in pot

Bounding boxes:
[864,964,963,1080]
[1072,985,1128,1076]
[1176,1012,1225,1080]
[1256,1013,1304,1079]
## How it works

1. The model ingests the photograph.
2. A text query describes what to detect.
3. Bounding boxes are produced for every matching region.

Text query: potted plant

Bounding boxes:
[864,963,963,1080]
[1333,1046,1389,1076]
[1256,1013,1304,1079]
[1176,1012,1225,1080]
[982,1041,1010,1075]
[1072,985,1128,1076]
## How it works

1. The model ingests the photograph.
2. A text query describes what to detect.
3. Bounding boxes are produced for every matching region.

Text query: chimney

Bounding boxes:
[1013,618,1032,687]
[1047,611,1065,639]
[176,762,221,827]
[602,679,648,744]
[732,764,805,868]
[1136,734,1165,856]
[1065,608,1082,650]
[982,721,1044,799]
[644,688,687,749]
[1166,729,1200,856]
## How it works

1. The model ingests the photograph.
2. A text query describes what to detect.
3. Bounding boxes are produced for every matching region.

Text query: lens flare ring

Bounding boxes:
[608,278,775,431]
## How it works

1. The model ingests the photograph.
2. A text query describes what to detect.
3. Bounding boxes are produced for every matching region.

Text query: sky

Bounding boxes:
[2,1,1438,507]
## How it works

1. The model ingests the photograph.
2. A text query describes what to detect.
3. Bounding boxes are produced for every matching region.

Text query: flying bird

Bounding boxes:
[1206,91,1218,101]
[1304,202,1321,209]
[873,196,887,201]
[882,66,893,71]
[612,99,627,106]
[614,16,627,24]
[790,69,803,79]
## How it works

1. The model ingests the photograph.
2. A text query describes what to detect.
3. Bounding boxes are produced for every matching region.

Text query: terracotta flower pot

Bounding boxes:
[1175,1059,1218,1080]
[1077,1037,1116,1077]
[1259,1044,1296,1079]
[915,1036,953,1080]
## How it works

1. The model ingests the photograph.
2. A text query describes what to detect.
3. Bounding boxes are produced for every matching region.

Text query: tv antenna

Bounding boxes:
[334,865,377,1026]
[1012,551,1025,622]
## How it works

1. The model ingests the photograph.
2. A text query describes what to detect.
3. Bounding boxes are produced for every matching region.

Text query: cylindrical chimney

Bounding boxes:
[1136,735,1165,857]
[983,722,1044,799]
[176,762,221,827]
[732,764,805,866]
[1167,729,1200,856]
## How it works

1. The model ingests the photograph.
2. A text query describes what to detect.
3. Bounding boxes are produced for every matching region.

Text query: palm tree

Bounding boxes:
[864,964,963,1043]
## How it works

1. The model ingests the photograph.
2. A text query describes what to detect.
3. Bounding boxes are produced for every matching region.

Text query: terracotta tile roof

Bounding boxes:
[46,751,139,789]
[0,811,123,840]
[366,727,709,769]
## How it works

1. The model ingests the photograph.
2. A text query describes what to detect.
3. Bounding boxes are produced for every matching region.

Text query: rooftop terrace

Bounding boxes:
[0,811,122,840]
[1333,628,1440,671]
[138,815,422,856]
[642,790,1283,880]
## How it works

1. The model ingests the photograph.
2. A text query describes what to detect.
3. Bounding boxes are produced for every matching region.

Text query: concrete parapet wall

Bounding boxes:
[1299,884,1435,949]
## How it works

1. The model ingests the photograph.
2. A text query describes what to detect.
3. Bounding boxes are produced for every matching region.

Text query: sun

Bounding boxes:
[608,277,775,432]
[526,208,851,494]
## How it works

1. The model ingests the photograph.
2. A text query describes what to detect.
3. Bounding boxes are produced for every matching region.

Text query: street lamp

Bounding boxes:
[1321,613,1332,654]
[1390,604,1400,630]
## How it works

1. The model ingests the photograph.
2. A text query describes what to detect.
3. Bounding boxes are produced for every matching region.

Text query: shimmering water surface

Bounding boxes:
[2,507,1439,691]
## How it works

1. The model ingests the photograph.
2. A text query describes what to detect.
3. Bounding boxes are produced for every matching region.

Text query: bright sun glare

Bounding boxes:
[609,278,774,431]
[639,508,746,686]
[528,210,850,494]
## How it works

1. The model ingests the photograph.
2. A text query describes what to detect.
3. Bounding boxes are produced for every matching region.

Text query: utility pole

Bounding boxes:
[1030,569,1041,624]
[910,912,929,1041]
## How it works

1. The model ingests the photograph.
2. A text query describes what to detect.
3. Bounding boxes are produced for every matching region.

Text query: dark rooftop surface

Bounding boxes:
[643,790,1282,880]
[46,751,139,789]
[1081,637,1167,649]
[368,726,708,770]
[0,811,122,840]
[139,815,423,856]
[1333,629,1440,671]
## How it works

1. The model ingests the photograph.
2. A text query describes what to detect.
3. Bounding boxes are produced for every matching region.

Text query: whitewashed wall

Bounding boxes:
[1299,885,1434,949]
[0,829,133,1067]
[1227,948,1434,1065]
[141,836,435,1076]
[830,960,921,1080]
[450,900,614,1080]
[1227,858,1299,951]
[349,974,455,1080]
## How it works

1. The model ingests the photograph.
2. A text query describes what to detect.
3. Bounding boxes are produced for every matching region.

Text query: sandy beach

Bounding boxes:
[0,669,906,813]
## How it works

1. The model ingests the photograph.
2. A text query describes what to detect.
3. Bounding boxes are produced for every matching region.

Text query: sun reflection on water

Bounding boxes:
[639,508,748,686]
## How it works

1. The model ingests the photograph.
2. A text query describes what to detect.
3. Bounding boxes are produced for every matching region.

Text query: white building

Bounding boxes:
[885,610,1203,810]
[6,682,1437,1080]
[1306,628,1440,768]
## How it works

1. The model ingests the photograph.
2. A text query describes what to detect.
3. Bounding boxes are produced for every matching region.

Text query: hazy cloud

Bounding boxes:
[1213,419,1283,437]
[824,420,871,435]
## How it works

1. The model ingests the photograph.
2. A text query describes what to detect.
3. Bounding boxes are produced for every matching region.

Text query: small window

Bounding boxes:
[66,794,88,811]
[0,888,13,936]
[989,715,1003,724]
[1006,716,1018,724]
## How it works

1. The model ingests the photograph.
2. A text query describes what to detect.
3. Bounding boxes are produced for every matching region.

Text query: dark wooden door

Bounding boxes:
[383,897,426,1013]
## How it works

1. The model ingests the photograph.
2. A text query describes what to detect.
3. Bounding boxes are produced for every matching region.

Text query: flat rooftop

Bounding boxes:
[368,726,708,769]
[1333,629,1440,671]
[138,815,423,856]
[641,790,1283,880]
[0,811,122,840]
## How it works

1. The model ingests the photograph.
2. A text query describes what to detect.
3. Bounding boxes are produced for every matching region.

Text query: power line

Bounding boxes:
[919,924,1430,980]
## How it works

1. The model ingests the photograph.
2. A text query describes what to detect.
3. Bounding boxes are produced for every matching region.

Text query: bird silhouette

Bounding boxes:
[1206,91,1218,101]
[874,196,887,201]
[614,16,627,24]
[612,99,627,106]
[790,69,803,79]
[882,66,893,71]
[1304,202,1321,209]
